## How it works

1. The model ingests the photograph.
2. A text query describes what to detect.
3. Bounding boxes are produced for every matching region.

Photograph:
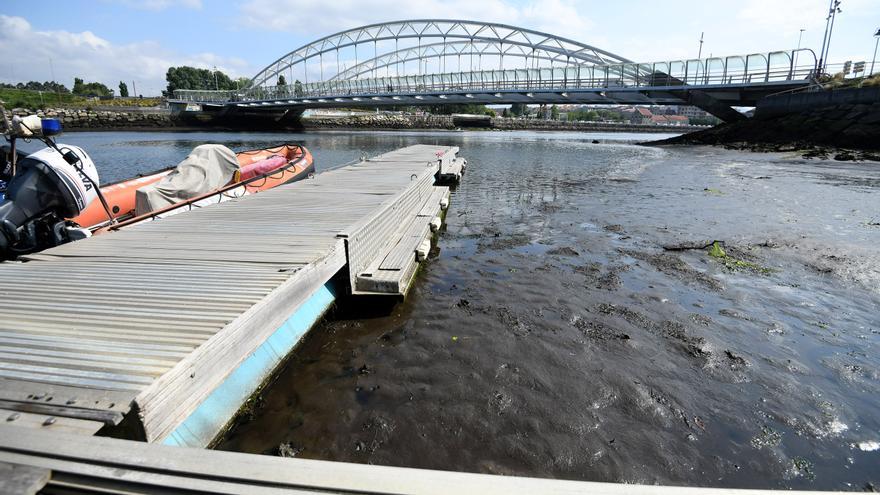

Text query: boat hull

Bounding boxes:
[71,144,313,229]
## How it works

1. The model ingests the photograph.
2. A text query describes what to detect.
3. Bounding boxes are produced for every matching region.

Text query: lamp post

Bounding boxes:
[818,1,842,73]
[871,28,880,76]
[818,0,842,73]
[795,28,805,71]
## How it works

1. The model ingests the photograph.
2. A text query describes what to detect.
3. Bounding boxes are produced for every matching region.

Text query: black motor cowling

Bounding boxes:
[0,157,82,258]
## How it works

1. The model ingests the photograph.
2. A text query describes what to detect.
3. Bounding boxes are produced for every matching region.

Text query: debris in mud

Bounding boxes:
[276,442,303,458]
[622,248,723,291]
[595,304,709,360]
[718,308,751,321]
[750,425,782,449]
[790,457,816,481]
[478,232,531,252]
[358,364,372,375]
[538,201,562,213]
[703,188,724,195]
[547,246,580,256]
[690,313,713,326]
[604,224,624,233]
[724,350,748,366]
[571,316,631,341]
[489,390,513,415]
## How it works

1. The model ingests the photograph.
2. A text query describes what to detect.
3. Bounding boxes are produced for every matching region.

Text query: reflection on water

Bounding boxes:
[54,130,880,490]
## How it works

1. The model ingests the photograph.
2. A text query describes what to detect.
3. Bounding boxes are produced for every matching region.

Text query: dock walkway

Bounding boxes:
[0,144,459,447]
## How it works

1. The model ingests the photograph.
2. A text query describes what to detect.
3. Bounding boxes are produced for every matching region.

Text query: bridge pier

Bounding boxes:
[169,102,305,130]
[668,89,748,122]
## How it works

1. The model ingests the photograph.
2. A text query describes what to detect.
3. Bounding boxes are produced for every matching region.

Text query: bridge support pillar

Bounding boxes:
[669,89,748,123]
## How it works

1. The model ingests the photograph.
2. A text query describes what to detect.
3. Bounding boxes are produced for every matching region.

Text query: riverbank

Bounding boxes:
[4,107,700,133]
[7,106,179,130]
[302,113,701,133]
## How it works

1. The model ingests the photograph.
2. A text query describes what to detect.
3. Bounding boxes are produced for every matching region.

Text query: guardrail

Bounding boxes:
[174,49,818,104]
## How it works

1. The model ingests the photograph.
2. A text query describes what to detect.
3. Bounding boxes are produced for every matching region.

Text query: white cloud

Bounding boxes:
[0,15,248,96]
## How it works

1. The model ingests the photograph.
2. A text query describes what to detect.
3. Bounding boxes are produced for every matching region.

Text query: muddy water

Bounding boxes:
[59,130,879,490]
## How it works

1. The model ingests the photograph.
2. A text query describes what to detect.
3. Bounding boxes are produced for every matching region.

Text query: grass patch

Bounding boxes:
[0,88,84,108]
[1,88,163,110]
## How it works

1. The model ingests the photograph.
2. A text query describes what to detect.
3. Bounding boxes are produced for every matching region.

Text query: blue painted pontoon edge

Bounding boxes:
[161,281,336,447]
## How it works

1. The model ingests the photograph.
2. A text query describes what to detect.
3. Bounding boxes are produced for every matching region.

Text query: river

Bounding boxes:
[51,130,880,490]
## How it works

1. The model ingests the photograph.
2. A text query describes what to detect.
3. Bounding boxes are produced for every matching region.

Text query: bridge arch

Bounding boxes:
[247,19,632,89]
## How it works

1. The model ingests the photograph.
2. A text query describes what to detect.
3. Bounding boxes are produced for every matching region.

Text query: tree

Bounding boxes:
[509,102,527,117]
[550,104,559,120]
[118,81,129,97]
[502,108,510,118]
[1,81,69,93]
[293,79,303,97]
[277,75,287,86]
[72,77,113,97]
[567,109,599,122]
[165,66,237,95]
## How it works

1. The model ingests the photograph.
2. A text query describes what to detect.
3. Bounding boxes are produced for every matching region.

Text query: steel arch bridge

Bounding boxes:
[171,19,819,122]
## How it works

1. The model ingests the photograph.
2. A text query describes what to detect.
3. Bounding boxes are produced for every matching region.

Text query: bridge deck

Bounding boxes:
[0,144,458,447]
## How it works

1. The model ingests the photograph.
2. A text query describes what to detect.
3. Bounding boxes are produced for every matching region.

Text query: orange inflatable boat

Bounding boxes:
[71,144,313,229]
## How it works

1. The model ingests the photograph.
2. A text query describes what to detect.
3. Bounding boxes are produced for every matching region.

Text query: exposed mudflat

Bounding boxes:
[58,131,879,491]
[219,135,879,491]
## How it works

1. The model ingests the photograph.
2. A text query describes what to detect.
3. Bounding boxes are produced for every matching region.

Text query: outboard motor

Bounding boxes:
[0,145,99,259]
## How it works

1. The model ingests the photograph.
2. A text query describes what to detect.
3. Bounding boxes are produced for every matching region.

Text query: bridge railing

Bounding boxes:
[173,49,817,104]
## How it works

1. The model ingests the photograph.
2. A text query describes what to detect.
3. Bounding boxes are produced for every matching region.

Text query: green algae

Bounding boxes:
[706,241,776,275]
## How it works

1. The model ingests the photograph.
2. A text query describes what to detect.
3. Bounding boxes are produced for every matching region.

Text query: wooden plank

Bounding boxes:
[0,408,104,436]
[0,144,465,447]
[135,243,346,443]
[0,424,835,495]
[0,462,49,495]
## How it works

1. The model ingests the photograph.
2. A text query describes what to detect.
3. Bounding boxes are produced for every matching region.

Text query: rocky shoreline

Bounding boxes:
[648,88,880,161]
[7,107,179,130]
[302,113,699,133]
[5,107,701,134]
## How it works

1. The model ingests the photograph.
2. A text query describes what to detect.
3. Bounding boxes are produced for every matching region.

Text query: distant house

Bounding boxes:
[631,107,653,125]
[666,115,690,126]
[650,115,669,125]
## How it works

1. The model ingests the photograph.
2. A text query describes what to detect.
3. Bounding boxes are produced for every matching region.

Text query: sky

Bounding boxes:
[1,0,879,96]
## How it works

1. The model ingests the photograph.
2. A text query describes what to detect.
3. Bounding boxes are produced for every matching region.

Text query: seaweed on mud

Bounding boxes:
[706,241,776,275]
[571,316,631,341]
[574,261,627,290]
[790,457,816,481]
[621,248,723,291]
[276,442,303,458]
[595,303,711,360]
[547,246,580,256]
[750,425,783,450]
[478,232,531,252]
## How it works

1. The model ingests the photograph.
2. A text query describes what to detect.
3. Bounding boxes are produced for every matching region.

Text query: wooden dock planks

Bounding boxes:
[0,144,462,446]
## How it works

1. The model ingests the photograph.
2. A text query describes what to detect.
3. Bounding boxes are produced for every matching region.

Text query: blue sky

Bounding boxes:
[1,0,878,95]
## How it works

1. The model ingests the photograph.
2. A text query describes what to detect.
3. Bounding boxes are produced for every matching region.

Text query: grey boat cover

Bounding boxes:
[135,144,239,216]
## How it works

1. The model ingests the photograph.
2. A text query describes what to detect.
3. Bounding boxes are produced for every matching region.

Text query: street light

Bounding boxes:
[818,0,842,73]
[795,28,805,71]
[871,28,880,76]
